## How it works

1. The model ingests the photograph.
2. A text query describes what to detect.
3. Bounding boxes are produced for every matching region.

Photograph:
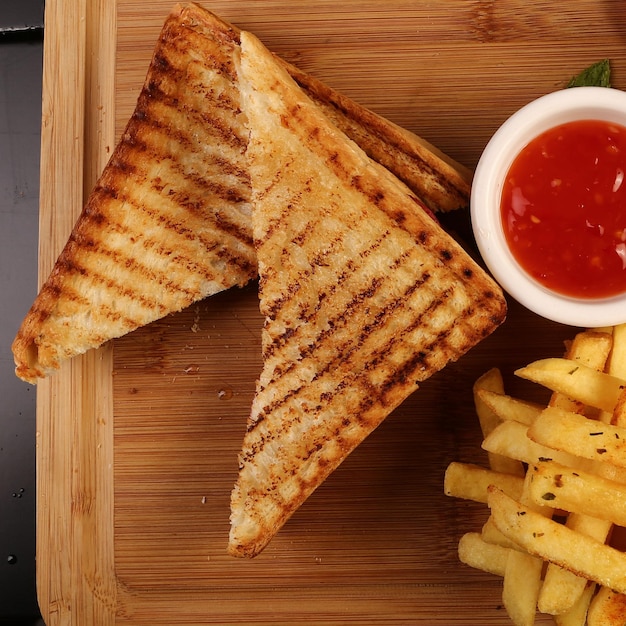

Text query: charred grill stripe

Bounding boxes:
[137,73,247,153]
[265,226,391,323]
[254,156,300,247]
[263,275,383,380]
[248,281,462,454]
[263,233,344,323]
[98,147,254,248]
[163,27,239,83]
[36,282,155,335]
[93,181,254,256]
[288,78,437,177]
[123,118,250,204]
[367,289,453,373]
[148,95,246,153]
[257,262,432,413]
[212,245,257,279]
[263,232,393,358]
[290,74,469,210]
[52,255,171,318]
[150,28,239,92]
[63,224,254,315]
[81,183,256,291]
[264,233,405,364]
[64,232,199,304]
[354,301,496,418]
[145,51,185,96]
[130,114,250,187]
[291,221,314,246]
[301,271,433,385]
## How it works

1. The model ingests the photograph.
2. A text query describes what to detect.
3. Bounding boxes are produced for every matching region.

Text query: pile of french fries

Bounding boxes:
[445,324,626,625]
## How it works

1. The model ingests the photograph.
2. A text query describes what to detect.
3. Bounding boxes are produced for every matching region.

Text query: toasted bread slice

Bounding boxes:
[12,2,471,383]
[12,4,256,383]
[228,30,506,558]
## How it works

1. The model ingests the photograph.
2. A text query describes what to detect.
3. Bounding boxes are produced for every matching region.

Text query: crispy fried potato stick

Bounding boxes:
[516,358,625,414]
[474,369,525,475]
[476,389,542,426]
[587,586,626,626]
[488,487,626,594]
[444,462,524,503]
[527,461,626,526]
[482,419,578,467]
[553,581,596,626]
[540,329,614,615]
[457,532,509,577]
[528,407,626,469]
[503,549,543,626]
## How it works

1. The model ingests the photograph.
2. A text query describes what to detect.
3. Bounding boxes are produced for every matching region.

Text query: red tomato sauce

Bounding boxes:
[501,118,626,299]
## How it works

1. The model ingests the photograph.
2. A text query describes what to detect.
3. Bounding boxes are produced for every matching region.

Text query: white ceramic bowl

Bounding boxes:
[471,86,626,328]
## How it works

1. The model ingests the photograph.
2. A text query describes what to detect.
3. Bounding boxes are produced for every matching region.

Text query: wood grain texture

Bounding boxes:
[37,0,117,624]
[36,0,626,623]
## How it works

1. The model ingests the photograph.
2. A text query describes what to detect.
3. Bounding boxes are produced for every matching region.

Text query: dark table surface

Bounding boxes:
[1,0,45,623]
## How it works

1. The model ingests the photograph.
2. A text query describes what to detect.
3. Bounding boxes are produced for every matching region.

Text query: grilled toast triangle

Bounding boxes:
[12,2,471,384]
[227,30,506,558]
[12,5,256,383]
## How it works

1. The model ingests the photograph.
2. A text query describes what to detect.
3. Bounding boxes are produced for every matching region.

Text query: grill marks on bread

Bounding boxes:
[228,31,506,558]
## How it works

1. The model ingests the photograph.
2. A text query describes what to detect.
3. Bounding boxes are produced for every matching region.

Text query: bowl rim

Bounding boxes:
[471,86,626,328]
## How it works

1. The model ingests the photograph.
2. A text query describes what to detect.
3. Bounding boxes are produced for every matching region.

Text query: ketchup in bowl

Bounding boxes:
[471,87,626,327]
[501,119,626,299]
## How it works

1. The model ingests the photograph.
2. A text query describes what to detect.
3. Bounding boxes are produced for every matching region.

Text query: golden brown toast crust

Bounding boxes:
[228,30,506,558]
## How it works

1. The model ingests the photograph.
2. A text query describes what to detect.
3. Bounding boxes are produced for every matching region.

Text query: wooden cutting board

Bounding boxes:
[35,1,626,624]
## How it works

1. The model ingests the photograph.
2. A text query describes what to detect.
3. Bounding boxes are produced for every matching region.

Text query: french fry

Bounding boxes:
[457,532,509,577]
[537,330,615,616]
[586,586,626,626]
[443,462,524,503]
[610,388,626,427]
[566,512,613,542]
[515,358,625,414]
[539,509,611,616]
[474,369,525,475]
[599,325,626,425]
[487,487,626,595]
[550,331,609,414]
[482,418,578,467]
[481,516,521,551]
[502,549,543,626]
[606,324,626,378]
[476,389,542,426]
[592,460,626,485]
[565,331,612,370]
[446,327,626,625]
[528,407,626,469]
[501,471,549,626]
[550,331,613,413]
[474,368,505,436]
[540,562,589,617]
[554,581,596,626]
[527,461,626,526]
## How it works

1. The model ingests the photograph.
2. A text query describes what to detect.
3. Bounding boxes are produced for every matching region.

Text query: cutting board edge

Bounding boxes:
[36,0,119,624]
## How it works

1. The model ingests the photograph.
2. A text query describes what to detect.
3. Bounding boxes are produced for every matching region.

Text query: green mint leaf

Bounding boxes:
[567,59,611,88]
